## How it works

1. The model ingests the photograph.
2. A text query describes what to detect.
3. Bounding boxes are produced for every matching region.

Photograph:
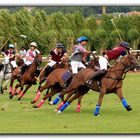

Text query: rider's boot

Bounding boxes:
[44,66,53,77]
[17,64,27,80]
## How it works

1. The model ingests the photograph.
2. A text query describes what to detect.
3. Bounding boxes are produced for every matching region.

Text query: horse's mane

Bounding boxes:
[107,54,134,73]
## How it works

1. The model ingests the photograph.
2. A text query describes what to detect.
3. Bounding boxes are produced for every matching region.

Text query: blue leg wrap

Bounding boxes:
[121,98,128,108]
[52,94,62,105]
[94,104,100,116]
[59,102,70,112]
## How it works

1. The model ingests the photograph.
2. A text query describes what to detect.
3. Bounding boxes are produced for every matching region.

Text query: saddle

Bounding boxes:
[62,70,73,88]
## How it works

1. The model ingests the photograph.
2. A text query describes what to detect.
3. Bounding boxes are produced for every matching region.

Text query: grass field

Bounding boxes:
[0,73,139,134]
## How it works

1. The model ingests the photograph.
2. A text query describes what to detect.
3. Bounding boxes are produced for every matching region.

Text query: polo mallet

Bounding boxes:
[20,34,28,44]
[111,19,132,54]
[110,19,123,42]
[1,37,11,51]
[20,34,27,39]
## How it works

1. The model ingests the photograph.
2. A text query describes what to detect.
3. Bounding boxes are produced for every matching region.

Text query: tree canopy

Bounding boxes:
[0,7,140,55]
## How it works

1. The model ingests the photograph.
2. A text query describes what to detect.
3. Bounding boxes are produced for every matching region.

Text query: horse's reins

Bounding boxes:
[104,60,132,81]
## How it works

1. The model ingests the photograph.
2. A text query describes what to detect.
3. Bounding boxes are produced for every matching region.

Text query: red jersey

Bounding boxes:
[4,50,15,61]
[106,46,127,60]
[50,49,66,62]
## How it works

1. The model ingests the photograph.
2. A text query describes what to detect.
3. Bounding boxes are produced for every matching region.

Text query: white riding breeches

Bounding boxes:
[99,56,109,70]
[47,60,57,67]
[71,61,86,74]
[25,61,32,66]
[10,60,18,68]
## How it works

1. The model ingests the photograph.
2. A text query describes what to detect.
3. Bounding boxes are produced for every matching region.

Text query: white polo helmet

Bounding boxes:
[9,44,15,48]
[30,42,37,48]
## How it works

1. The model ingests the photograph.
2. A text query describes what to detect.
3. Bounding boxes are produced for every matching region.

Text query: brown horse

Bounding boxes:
[53,53,138,116]
[9,58,25,95]
[31,54,99,111]
[31,68,90,110]
[34,59,70,104]
[9,53,42,100]
[31,59,70,104]
[38,59,69,85]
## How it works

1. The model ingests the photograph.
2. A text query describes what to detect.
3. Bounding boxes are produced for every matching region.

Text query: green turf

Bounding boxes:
[0,73,139,134]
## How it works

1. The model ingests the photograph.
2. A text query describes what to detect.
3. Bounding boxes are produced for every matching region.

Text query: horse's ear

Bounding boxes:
[35,49,41,55]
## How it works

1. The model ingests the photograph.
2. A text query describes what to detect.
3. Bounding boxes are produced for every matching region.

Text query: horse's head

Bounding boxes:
[87,53,99,70]
[122,53,139,71]
[34,53,42,66]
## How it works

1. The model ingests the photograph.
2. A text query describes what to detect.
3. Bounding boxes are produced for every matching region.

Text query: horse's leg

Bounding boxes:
[33,89,56,108]
[0,78,3,94]
[9,83,21,99]
[43,88,52,105]
[31,83,50,104]
[3,79,9,90]
[55,90,75,111]
[3,73,11,90]
[116,88,132,111]
[9,76,15,95]
[94,87,106,116]
[76,95,84,113]
[18,84,32,100]
[52,80,83,105]
[57,92,82,113]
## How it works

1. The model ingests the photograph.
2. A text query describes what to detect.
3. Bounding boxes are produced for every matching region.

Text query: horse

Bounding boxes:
[34,59,70,104]
[9,53,42,100]
[52,53,138,116]
[31,60,70,105]
[0,56,12,94]
[9,56,25,96]
[31,53,99,112]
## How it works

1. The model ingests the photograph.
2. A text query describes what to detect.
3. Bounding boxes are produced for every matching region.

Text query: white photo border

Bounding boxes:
[0,0,140,6]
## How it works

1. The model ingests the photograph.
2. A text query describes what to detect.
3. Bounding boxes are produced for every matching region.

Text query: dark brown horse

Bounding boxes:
[31,54,99,111]
[53,53,138,116]
[9,53,42,100]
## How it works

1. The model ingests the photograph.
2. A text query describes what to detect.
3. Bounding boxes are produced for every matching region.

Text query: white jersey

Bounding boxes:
[24,49,36,65]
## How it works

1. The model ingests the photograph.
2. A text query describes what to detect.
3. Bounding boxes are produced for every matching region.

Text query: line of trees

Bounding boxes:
[0,7,140,55]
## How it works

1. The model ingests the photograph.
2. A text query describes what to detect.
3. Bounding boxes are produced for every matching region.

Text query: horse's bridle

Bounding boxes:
[104,57,135,81]
[35,57,42,66]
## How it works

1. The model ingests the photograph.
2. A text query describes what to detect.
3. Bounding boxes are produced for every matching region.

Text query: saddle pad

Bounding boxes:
[62,71,72,82]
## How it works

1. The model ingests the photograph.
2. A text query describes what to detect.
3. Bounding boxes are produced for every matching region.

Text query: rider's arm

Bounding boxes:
[46,54,52,62]
[61,52,69,61]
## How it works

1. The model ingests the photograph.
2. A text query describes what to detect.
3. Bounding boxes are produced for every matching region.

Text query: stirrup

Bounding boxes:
[85,80,93,85]
[17,74,21,79]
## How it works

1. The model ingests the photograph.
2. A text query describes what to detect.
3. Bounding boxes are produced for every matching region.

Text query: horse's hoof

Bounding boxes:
[76,107,81,113]
[14,92,18,95]
[126,105,132,111]
[48,101,53,105]
[56,110,62,114]
[9,94,13,99]
[94,113,100,116]
[76,109,80,113]
[0,90,3,94]
[54,109,58,112]
[31,100,36,104]
[33,105,38,108]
